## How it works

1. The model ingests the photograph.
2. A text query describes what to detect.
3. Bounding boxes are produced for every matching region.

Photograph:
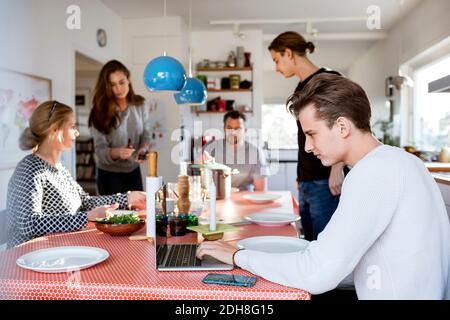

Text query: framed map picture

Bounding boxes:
[0,68,52,169]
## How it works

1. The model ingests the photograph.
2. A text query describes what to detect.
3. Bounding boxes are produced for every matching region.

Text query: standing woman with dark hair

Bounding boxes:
[268,31,345,241]
[89,60,152,195]
[7,101,146,247]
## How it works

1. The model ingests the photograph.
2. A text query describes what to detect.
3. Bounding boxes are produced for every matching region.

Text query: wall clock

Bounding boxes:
[97,29,107,47]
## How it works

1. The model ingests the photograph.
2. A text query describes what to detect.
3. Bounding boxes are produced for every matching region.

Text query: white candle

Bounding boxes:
[209,181,217,232]
[146,176,162,239]
[179,161,188,176]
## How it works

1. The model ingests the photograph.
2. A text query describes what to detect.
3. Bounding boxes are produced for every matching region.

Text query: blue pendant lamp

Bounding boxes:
[143,0,187,92]
[144,55,187,92]
[174,77,207,105]
[174,0,207,105]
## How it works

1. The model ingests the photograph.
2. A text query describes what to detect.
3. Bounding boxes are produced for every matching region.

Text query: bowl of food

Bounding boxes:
[94,213,145,236]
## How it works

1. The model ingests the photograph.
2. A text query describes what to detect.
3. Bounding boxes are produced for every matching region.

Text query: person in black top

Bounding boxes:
[268,31,345,241]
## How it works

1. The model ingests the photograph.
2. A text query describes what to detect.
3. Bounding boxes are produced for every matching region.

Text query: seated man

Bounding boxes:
[197,74,450,299]
[201,110,269,192]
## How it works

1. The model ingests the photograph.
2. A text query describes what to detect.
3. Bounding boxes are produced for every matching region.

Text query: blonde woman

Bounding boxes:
[7,101,146,247]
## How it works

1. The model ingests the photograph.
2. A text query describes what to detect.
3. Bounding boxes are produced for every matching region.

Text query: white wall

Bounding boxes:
[263,71,300,103]
[122,16,189,183]
[0,0,123,212]
[348,0,450,128]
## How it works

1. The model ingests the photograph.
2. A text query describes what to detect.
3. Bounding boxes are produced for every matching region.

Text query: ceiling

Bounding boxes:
[101,0,422,72]
[101,0,421,33]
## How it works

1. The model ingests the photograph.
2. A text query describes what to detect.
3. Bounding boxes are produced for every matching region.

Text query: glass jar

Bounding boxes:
[229,74,240,89]
[169,217,187,236]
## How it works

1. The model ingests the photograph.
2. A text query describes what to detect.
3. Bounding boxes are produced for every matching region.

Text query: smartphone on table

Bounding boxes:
[202,273,257,288]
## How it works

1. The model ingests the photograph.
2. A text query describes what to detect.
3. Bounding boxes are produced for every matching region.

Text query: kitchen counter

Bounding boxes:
[432,172,450,185]
[424,162,450,185]
[424,162,450,172]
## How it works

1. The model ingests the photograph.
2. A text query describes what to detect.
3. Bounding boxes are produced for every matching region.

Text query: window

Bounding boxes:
[261,103,298,149]
[413,54,450,152]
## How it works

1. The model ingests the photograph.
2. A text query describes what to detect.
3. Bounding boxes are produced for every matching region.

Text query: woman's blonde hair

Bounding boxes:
[19,100,73,152]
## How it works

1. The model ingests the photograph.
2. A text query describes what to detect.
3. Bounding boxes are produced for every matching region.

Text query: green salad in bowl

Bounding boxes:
[94,212,145,236]
[96,213,143,224]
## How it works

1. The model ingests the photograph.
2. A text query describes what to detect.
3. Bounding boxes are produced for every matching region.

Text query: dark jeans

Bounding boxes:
[96,167,143,195]
[299,179,339,241]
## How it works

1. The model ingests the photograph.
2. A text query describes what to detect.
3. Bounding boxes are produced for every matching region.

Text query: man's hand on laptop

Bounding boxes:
[196,240,237,265]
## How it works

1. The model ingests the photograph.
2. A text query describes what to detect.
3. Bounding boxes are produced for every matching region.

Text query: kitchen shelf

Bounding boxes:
[207,89,252,92]
[195,110,253,115]
[197,66,252,72]
[76,138,97,195]
[195,61,253,116]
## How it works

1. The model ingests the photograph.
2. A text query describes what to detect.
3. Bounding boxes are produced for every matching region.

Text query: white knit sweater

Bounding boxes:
[236,145,450,299]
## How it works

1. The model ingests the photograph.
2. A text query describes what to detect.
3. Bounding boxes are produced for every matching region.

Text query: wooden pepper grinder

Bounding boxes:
[148,151,158,177]
[146,151,162,240]
[177,175,191,214]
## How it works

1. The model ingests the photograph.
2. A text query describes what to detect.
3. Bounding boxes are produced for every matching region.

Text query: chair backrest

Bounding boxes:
[0,209,7,251]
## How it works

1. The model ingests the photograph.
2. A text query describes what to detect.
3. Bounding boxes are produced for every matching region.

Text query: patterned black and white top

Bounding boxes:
[7,154,129,247]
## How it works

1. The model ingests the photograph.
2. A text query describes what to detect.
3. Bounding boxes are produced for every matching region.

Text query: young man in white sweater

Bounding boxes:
[196,73,450,299]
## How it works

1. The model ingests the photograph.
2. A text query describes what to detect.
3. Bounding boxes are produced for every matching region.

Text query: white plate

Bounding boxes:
[237,236,308,253]
[242,193,282,204]
[245,213,300,227]
[16,246,109,273]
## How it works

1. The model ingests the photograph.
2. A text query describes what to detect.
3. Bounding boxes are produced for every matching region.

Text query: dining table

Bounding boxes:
[0,191,310,300]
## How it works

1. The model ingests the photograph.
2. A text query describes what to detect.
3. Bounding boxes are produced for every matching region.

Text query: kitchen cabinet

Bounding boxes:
[194,66,253,115]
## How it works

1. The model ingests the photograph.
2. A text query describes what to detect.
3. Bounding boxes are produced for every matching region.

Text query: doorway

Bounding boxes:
[75,52,102,195]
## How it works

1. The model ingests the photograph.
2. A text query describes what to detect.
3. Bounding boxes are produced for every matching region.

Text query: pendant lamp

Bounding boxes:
[143,0,187,92]
[174,77,207,105]
[174,0,207,105]
[144,55,187,92]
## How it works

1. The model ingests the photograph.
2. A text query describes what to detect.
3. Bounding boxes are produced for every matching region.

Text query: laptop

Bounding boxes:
[155,185,233,271]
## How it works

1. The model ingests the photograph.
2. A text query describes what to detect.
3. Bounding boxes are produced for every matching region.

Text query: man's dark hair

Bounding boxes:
[287,73,372,132]
[223,110,246,124]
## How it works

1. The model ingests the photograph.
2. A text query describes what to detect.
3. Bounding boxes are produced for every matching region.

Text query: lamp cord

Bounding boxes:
[188,0,193,77]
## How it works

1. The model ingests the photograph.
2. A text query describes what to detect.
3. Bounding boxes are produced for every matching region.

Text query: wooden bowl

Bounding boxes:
[95,220,145,236]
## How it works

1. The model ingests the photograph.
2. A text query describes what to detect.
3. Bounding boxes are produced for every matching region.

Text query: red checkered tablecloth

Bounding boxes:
[0,191,310,300]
